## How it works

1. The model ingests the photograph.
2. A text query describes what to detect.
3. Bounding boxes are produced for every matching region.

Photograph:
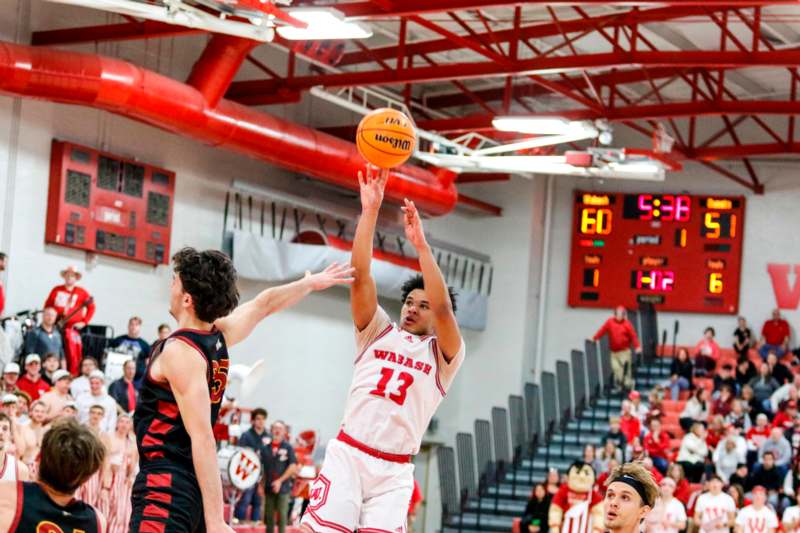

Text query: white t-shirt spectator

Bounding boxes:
[647,497,687,533]
[76,391,118,433]
[735,505,778,533]
[695,492,736,533]
[782,505,800,533]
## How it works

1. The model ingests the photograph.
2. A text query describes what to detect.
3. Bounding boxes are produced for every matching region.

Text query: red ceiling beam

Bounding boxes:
[690,142,800,160]
[31,20,200,45]
[338,6,714,67]
[334,0,800,18]
[228,50,800,98]
[424,67,707,108]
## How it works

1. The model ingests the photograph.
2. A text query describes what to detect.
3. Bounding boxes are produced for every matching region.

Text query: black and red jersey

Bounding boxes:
[134,328,230,469]
[10,481,101,533]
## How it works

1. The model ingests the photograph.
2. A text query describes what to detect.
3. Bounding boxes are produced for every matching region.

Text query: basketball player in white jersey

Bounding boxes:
[300,166,465,533]
[603,463,658,533]
[0,413,29,481]
[695,474,737,533]
[735,486,778,533]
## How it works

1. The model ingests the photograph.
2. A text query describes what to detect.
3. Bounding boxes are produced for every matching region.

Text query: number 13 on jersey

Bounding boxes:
[369,367,414,406]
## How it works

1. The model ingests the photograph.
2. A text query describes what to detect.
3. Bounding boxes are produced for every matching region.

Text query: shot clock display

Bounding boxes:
[568,191,745,313]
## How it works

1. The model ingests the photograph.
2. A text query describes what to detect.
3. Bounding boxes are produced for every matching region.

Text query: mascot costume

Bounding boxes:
[548,461,604,533]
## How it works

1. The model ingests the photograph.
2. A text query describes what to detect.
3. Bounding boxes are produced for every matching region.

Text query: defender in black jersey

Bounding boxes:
[129,247,353,533]
[0,418,107,532]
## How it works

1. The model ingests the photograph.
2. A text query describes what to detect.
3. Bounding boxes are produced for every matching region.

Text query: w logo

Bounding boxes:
[767,264,800,309]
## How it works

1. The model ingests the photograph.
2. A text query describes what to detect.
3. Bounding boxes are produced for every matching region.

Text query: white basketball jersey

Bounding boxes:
[341,307,465,455]
[0,454,19,482]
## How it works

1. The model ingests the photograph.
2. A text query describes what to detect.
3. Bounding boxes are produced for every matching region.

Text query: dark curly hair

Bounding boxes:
[173,247,239,323]
[400,274,458,313]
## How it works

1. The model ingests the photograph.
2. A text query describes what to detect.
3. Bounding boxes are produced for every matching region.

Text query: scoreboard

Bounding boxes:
[567,191,745,314]
[46,140,175,265]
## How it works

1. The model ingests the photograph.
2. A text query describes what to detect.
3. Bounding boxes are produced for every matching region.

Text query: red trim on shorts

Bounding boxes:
[8,481,23,532]
[361,528,402,533]
[354,324,394,365]
[306,509,353,533]
[336,430,412,463]
[145,491,173,504]
[143,503,170,519]
[145,473,172,488]
[139,520,166,533]
[430,339,446,397]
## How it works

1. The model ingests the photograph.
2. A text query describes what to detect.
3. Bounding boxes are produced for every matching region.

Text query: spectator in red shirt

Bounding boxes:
[772,400,798,431]
[592,306,641,391]
[667,463,693,506]
[44,265,95,376]
[620,400,642,444]
[15,354,50,401]
[694,327,721,376]
[759,309,790,360]
[747,413,772,451]
[644,418,671,474]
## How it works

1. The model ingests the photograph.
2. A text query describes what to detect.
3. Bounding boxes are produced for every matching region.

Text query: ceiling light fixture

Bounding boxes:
[277,9,373,40]
[492,116,598,137]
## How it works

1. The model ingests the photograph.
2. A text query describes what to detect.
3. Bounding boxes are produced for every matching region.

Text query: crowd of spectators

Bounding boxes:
[521,309,800,533]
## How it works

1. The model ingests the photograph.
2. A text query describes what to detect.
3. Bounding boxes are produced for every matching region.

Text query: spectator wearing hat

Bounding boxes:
[76,370,117,432]
[619,401,642,445]
[44,265,95,375]
[591,306,641,391]
[16,354,50,402]
[39,369,73,422]
[108,359,137,414]
[628,390,648,422]
[70,357,99,399]
[758,309,790,360]
[23,307,64,363]
[1,363,19,395]
[735,485,778,533]
[40,352,61,386]
[1,393,34,460]
[108,316,150,388]
[61,400,78,419]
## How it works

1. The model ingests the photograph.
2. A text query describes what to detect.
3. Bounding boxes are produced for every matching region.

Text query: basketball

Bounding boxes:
[356,108,416,169]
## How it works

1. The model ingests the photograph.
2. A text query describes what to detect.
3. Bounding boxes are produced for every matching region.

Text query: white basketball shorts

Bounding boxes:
[301,435,414,533]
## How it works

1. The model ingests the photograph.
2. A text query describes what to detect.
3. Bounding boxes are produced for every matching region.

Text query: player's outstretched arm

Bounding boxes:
[160,341,234,533]
[401,199,462,361]
[215,263,355,348]
[351,165,389,330]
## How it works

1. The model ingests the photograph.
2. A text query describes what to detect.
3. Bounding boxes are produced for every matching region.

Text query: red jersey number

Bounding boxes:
[210,359,229,404]
[369,367,414,406]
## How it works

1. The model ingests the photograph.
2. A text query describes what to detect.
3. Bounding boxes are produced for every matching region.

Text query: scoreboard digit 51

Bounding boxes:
[567,191,745,313]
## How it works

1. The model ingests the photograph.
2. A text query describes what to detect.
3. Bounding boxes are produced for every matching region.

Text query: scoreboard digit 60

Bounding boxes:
[568,191,745,313]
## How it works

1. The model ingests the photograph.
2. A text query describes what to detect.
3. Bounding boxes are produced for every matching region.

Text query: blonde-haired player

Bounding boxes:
[300,166,465,533]
[604,462,659,533]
